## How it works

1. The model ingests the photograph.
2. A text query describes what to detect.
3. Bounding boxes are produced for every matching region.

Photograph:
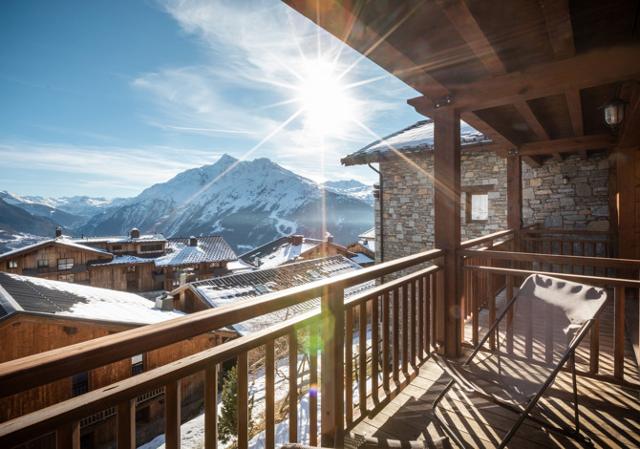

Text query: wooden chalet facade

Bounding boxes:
[0,2,640,449]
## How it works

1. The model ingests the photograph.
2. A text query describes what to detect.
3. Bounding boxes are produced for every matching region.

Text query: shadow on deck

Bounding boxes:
[349,291,640,449]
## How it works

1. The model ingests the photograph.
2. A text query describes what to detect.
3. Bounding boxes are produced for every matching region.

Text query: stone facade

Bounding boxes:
[375,150,610,264]
[376,150,507,263]
[521,152,610,231]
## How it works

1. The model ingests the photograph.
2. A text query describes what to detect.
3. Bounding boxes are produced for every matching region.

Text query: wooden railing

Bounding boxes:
[520,227,614,261]
[460,246,640,386]
[0,248,445,449]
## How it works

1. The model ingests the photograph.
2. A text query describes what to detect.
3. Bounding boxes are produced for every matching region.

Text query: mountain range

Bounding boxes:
[0,155,373,252]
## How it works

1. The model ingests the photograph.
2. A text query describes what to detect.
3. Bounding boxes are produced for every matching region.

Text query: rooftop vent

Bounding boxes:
[325,232,334,243]
[290,234,304,246]
[155,296,174,311]
[130,228,140,239]
[55,227,63,238]
[189,236,198,247]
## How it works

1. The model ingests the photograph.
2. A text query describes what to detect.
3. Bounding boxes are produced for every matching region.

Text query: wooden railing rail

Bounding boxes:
[0,249,445,449]
[0,248,444,398]
[459,229,515,249]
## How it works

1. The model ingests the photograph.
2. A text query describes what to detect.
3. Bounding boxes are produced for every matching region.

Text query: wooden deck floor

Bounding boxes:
[348,295,640,449]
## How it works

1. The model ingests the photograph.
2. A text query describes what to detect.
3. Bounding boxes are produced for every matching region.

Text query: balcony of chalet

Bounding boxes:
[1,1,640,449]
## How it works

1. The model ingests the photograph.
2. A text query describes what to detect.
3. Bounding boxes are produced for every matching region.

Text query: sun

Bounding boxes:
[295,58,358,136]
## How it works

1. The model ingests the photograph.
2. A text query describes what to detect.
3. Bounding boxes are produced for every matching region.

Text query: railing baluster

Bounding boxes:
[237,353,249,449]
[56,421,80,449]
[371,295,379,403]
[117,399,135,449]
[506,274,514,354]
[345,306,353,424]
[425,275,431,353]
[472,269,479,346]
[401,283,409,376]
[488,260,496,350]
[309,326,318,447]
[409,279,417,368]
[204,365,218,449]
[590,318,600,375]
[288,330,298,443]
[165,380,181,449]
[614,287,625,381]
[359,301,367,415]
[417,277,424,360]
[265,341,275,449]
[382,290,390,393]
[392,289,400,385]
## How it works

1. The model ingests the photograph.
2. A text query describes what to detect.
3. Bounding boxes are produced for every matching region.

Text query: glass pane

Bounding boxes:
[471,193,488,220]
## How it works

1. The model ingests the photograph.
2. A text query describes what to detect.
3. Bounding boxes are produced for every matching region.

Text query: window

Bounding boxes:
[7,260,17,269]
[111,244,123,251]
[57,258,74,271]
[127,265,136,272]
[72,372,89,396]
[139,243,163,253]
[37,259,49,268]
[58,273,75,283]
[131,354,144,375]
[464,186,492,223]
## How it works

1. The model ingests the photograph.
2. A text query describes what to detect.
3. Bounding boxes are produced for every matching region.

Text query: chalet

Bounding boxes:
[73,228,167,257]
[0,273,223,449]
[171,255,371,334]
[238,234,358,269]
[2,2,640,449]
[346,228,375,266]
[0,230,113,284]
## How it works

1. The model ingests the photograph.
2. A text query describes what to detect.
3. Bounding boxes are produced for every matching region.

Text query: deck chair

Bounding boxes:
[433,274,608,448]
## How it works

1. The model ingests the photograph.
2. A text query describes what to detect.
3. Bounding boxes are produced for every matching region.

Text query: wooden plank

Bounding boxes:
[288,330,298,443]
[408,45,640,114]
[566,89,584,137]
[392,289,400,384]
[117,399,135,449]
[265,342,275,449]
[590,319,600,375]
[358,302,367,414]
[507,154,522,229]
[345,307,353,425]
[409,280,417,367]
[417,278,424,360]
[204,365,217,449]
[165,380,181,449]
[237,353,248,449]
[382,290,390,393]
[618,81,640,150]
[433,107,462,358]
[320,284,344,448]
[371,294,379,402]
[539,0,575,59]
[424,276,431,353]
[308,329,318,447]
[56,421,80,449]
[518,134,614,156]
[401,283,409,376]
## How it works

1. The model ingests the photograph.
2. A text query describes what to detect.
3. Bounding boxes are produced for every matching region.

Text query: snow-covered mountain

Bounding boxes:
[18,194,125,218]
[322,180,374,205]
[80,154,373,250]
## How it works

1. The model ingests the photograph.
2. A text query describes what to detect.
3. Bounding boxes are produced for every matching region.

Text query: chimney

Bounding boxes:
[130,228,140,239]
[290,234,304,246]
[325,232,334,243]
[189,236,198,247]
[55,227,63,238]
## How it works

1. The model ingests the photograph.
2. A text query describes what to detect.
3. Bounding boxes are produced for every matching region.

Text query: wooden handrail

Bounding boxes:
[459,229,515,249]
[460,249,640,270]
[0,248,444,398]
[464,265,640,288]
[0,309,322,447]
[520,228,613,236]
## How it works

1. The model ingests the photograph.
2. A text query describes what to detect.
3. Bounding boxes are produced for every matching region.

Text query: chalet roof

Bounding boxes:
[89,255,155,267]
[0,238,112,262]
[350,253,375,265]
[72,234,166,245]
[0,272,183,325]
[181,255,372,335]
[155,236,237,267]
[358,228,375,240]
[239,235,352,269]
[341,120,490,166]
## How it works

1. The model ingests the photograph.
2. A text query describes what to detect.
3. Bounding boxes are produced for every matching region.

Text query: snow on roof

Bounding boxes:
[350,253,375,265]
[0,237,112,261]
[90,255,155,267]
[0,273,183,325]
[341,119,491,166]
[358,228,375,240]
[72,234,166,244]
[185,255,372,335]
[154,236,237,267]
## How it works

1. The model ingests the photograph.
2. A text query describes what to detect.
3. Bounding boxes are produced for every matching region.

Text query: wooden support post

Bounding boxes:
[117,399,136,449]
[204,365,218,449]
[56,421,80,449]
[507,154,522,240]
[266,341,276,449]
[433,107,462,358]
[165,380,181,449]
[237,353,249,449]
[320,284,345,448]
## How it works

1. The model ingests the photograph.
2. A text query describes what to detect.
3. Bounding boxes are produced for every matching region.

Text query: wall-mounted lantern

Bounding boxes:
[603,97,626,128]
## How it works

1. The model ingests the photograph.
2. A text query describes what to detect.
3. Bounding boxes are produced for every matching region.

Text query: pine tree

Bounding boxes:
[219,364,255,444]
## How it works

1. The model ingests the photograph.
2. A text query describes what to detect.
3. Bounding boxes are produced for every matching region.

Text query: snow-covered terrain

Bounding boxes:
[322,180,374,205]
[80,155,373,250]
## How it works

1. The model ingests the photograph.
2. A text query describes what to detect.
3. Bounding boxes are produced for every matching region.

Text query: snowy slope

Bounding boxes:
[81,155,373,250]
[322,180,374,205]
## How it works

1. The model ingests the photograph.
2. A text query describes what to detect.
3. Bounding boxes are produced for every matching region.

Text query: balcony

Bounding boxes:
[0,228,637,449]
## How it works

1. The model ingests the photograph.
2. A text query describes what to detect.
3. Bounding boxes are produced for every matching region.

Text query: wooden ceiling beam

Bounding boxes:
[436,0,549,142]
[518,134,615,156]
[408,45,640,115]
[523,156,542,168]
[617,81,640,150]
[460,112,513,155]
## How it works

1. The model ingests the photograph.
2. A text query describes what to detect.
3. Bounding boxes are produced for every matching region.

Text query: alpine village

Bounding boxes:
[1,1,640,449]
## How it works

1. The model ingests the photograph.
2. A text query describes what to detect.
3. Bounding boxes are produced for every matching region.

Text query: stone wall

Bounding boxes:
[521,152,610,231]
[377,150,507,263]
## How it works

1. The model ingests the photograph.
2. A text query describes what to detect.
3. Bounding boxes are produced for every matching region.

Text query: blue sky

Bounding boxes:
[0,0,423,198]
